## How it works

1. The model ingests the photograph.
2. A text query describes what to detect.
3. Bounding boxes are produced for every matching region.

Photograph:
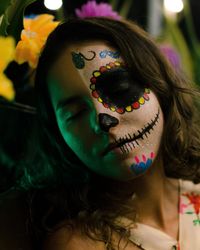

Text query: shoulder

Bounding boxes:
[43,225,139,250]
[43,226,106,250]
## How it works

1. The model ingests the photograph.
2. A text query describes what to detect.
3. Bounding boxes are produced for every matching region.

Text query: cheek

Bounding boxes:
[129,110,164,176]
[56,115,94,156]
[138,92,160,119]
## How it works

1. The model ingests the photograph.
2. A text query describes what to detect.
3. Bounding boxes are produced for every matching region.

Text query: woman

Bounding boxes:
[31,18,200,249]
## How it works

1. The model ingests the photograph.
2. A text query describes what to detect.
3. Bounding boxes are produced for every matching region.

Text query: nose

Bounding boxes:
[98,113,119,132]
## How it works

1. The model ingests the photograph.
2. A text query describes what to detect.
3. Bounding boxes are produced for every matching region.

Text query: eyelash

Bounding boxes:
[66,108,87,122]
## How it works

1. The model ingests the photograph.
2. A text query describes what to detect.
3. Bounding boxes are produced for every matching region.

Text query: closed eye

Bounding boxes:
[65,108,88,122]
[112,82,130,94]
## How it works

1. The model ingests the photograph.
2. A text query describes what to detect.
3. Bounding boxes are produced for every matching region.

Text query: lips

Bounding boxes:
[101,138,135,156]
[101,109,160,156]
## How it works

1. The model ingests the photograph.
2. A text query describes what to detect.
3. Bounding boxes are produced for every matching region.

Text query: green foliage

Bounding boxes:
[183,0,200,85]
[0,0,13,16]
[109,0,132,18]
[109,0,120,11]
[163,18,194,81]
[0,0,37,43]
[162,0,200,85]
[118,0,133,19]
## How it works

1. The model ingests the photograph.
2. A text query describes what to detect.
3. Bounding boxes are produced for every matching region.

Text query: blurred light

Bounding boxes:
[164,0,184,13]
[44,0,63,10]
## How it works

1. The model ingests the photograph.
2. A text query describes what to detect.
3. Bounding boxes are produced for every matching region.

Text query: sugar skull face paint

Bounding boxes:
[71,49,120,69]
[99,50,120,59]
[71,51,96,69]
[47,41,164,180]
[90,62,150,113]
[113,109,160,154]
[130,152,155,176]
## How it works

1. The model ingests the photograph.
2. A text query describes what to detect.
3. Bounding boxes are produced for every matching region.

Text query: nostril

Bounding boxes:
[98,113,119,132]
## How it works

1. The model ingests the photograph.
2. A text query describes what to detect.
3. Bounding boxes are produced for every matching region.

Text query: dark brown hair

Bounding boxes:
[29,18,200,248]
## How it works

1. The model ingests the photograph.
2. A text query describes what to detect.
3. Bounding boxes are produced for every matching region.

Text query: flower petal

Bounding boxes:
[15,14,59,69]
[75,0,121,20]
[0,36,15,72]
[0,73,15,101]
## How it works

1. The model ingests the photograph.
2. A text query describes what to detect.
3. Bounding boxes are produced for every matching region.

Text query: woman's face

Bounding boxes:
[47,41,164,180]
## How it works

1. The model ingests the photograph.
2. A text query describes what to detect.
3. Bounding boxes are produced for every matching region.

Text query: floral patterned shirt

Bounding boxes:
[128,179,200,250]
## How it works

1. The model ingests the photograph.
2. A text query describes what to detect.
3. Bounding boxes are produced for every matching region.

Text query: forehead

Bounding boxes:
[51,40,120,75]
[48,40,122,101]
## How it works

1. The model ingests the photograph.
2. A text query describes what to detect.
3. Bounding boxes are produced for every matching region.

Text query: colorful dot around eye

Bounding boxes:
[110,107,116,112]
[99,66,107,73]
[114,61,121,66]
[90,77,96,84]
[132,102,140,109]
[93,71,101,77]
[98,97,103,103]
[116,108,125,114]
[143,93,149,101]
[125,106,132,112]
[139,97,145,105]
[90,61,151,114]
[103,103,109,108]
[92,90,99,98]
[145,88,150,94]
[90,84,96,90]
[109,62,115,68]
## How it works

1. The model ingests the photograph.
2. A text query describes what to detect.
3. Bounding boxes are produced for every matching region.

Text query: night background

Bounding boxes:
[1,0,200,192]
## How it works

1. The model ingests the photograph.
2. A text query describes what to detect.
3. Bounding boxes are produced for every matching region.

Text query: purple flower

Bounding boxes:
[159,44,181,70]
[75,0,121,20]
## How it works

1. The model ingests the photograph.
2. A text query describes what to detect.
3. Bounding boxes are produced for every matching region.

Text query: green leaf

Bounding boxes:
[109,0,120,11]
[162,17,194,81]
[183,0,200,85]
[183,0,199,52]
[0,0,13,16]
[185,211,194,214]
[193,219,200,226]
[0,0,37,42]
[119,0,133,18]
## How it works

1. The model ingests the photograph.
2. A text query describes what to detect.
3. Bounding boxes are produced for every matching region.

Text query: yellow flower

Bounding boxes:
[0,74,15,101]
[15,14,59,68]
[0,36,15,72]
[0,36,15,101]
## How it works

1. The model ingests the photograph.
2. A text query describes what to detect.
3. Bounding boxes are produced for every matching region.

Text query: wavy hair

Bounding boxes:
[26,18,200,249]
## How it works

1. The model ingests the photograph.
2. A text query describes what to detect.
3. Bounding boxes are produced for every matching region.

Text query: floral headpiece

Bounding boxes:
[0,36,15,101]
[75,0,121,20]
[0,14,59,113]
[15,14,59,69]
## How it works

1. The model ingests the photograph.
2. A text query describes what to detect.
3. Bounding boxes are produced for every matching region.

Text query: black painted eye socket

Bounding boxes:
[95,67,145,108]
[112,81,130,94]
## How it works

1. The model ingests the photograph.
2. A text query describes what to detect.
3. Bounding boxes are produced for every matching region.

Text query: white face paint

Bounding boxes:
[48,40,164,180]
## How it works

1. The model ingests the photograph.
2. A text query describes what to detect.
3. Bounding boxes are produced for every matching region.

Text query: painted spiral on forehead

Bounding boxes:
[90,61,150,114]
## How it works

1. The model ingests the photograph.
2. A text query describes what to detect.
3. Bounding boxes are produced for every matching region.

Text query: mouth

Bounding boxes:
[102,109,160,156]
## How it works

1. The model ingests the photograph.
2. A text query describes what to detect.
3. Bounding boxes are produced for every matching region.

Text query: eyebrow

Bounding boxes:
[56,96,82,111]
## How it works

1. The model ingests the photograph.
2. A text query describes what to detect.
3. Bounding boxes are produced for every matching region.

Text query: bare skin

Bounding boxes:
[129,157,179,240]
[44,228,140,250]
[43,160,179,250]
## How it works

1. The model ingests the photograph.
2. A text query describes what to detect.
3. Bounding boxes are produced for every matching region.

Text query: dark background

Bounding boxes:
[1,0,200,192]
[25,0,200,41]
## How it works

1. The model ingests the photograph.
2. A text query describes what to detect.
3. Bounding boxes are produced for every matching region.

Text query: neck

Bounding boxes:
[130,156,179,238]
